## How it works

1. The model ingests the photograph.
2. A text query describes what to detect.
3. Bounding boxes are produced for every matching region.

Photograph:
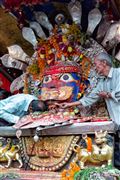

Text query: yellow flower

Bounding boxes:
[77,93,82,99]
[48,50,52,54]
[80,54,83,59]
[40,54,45,59]
[70,112,75,116]
[68,46,73,52]
[62,35,67,43]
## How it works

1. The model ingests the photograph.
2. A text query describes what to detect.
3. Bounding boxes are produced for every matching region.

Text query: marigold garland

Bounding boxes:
[27,62,40,75]
[86,137,92,153]
[27,24,91,81]
[23,73,29,94]
[61,162,80,180]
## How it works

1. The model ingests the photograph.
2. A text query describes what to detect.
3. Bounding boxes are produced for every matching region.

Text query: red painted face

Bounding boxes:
[40,73,79,101]
[42,73,77,88]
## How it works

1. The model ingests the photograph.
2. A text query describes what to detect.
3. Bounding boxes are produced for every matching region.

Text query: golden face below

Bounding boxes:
[40,86,73,101]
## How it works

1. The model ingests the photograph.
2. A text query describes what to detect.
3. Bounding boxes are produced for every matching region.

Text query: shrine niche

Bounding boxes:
[0,0,120,179]
[19,136,79,171]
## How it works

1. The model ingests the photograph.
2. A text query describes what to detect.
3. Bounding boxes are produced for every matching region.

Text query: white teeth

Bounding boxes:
[59,91,66,98]
[41,86,73,100]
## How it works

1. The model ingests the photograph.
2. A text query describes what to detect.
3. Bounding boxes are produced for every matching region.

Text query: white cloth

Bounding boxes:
[80,67,120,125]
[0,93,38,123]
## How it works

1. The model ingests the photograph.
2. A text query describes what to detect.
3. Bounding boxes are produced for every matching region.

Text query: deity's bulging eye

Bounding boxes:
[43,75,52,83]
[60,73,74,82]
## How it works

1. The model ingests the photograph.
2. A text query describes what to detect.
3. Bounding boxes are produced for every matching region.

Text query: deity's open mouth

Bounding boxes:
[40,86,73,101]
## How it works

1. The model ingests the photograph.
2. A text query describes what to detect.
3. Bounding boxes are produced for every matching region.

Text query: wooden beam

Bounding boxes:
[0,121,115,137]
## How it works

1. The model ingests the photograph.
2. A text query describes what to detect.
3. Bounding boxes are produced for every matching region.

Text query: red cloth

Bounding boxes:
[0,73,11,92]
[4,0,49,10]
[13,112,110,129]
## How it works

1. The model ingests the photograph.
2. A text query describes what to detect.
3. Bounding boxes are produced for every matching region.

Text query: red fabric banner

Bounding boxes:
[0,73,11,92]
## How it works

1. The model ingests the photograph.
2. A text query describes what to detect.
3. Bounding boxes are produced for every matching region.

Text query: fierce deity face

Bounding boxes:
[40,62,89,102]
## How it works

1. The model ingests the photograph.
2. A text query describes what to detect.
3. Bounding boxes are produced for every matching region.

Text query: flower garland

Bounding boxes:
[37,23,84,63]
[86,136,92,153]
[27,24,91,81]
[27,60,40,79]
[61,162,80,180]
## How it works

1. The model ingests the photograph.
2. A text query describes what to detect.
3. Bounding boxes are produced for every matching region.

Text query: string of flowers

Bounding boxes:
[27,24,91,81]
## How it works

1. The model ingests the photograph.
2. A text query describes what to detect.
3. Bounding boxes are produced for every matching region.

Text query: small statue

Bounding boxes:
[4,144,23,168]
[0,138,23,168]
[72,131,113,169]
